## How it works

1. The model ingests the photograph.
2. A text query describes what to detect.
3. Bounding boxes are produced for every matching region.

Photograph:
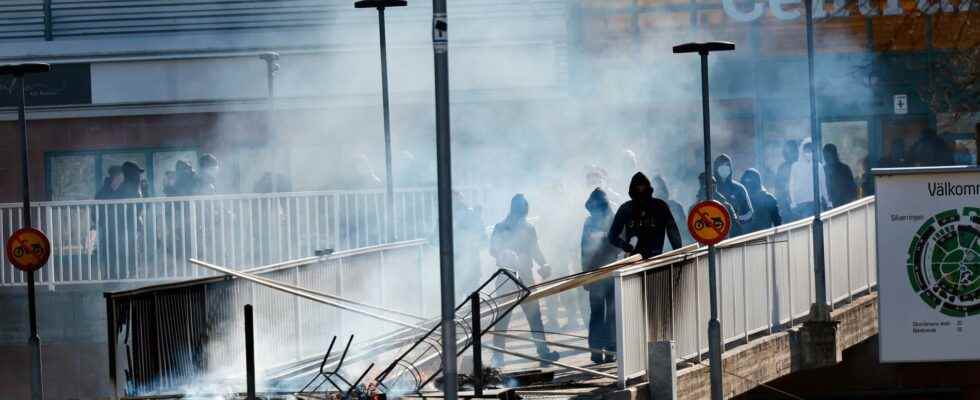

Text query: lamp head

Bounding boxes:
[355,0,407,8]
[0,63,51,76]
[672,42,736,55]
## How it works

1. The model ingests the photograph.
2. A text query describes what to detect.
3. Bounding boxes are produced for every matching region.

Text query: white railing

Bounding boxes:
[613,196,878,386]
[0,187,481,286]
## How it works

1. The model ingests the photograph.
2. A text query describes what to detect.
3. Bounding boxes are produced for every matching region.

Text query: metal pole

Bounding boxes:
[15,73,44,400]
[471,293,483,397]
[378,7,396,243]
[804,0,828,311]
[699,53,724,400]
[245,304,256,400]
[432,0,458,398]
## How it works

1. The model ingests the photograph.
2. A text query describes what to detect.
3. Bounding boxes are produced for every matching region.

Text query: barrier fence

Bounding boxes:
[0,187,480,286]
[104,239,437,397]
[613,196,878,386]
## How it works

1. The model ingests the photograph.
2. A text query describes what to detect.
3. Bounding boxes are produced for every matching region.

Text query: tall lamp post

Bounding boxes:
[803,0,829,316]
[0,62,52,400]
[672,42,734,400]
[258,52,284,183]
[430,0,457,398]
[356,0,406,243]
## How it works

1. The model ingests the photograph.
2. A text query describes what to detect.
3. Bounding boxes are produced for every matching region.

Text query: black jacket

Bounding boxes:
[608,173,682,258]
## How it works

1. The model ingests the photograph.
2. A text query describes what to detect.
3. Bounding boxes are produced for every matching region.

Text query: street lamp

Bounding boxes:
[672,41,734,400]
[355,0,407,243]
[258,52,286,185]
[803,0,830,319]
[0,62,52,400]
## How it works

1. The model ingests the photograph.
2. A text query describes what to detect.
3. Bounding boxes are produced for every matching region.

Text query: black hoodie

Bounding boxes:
[581,189,621,274]
[608,173,682,258]
[713,154,753,220]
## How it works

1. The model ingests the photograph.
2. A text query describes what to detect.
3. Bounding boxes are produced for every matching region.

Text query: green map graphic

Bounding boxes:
[907,207,980,317]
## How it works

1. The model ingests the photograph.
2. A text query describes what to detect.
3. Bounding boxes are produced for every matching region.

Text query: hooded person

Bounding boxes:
[822,144,858,207]
[608,173,683,258]
[713,154,753,231]
[197,153,219,195]
[489,194,560,366]
[451,191,487,302]
[580,189,622,363]
[696,172,740,236]
[739,168,782,233]
[652,175,691,245]
[171,160,198,196]
[789,138,830,216]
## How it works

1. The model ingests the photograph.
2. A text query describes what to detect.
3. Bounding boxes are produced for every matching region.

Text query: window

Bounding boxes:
[46,148,198,201]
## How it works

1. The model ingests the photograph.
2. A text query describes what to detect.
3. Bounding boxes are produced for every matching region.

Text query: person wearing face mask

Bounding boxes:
[713,154,753,234]
[739,168,781,234]
[489,194,560,366]
[581,188,622,364]
[789,139,830,217]
[608,173,682,259]
[696,172,740,237]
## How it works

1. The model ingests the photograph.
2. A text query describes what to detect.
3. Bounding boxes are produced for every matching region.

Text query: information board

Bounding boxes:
[875,166,980,363]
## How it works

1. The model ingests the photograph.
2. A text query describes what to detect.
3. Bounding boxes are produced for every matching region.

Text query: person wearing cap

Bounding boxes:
[95,165,124,200]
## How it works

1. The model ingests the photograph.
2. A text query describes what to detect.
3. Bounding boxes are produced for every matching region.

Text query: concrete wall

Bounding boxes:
[0,283,140,400]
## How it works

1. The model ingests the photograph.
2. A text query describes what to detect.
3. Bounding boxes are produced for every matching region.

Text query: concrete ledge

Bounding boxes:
[608,292,879,400]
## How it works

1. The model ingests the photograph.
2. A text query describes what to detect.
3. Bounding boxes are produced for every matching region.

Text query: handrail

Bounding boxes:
[615,196,877,277]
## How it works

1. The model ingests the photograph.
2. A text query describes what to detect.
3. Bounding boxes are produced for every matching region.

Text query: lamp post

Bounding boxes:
[430,0,457,398]
[355,0,406,243]
[258,52,284,183]
[672,42,734,400]
[803,0,829,317]
[0,62,52,400]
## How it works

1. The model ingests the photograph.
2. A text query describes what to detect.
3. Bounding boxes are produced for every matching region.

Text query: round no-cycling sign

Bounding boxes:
[687,200,732,246]
[6,227,51,272]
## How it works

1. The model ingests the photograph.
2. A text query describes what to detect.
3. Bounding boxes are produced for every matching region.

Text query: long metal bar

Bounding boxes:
[228,263,427,321]
[189,259,424,330]
[378,7,396,244]
[432,0,457,398]
[803,0,829,312]
[699,52,724,400]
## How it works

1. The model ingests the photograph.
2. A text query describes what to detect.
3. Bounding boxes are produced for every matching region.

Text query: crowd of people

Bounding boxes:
[476,127,971,366]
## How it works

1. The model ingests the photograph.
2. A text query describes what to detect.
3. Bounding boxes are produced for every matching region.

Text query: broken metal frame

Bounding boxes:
[374,268,530,392]
[299,335,355,394]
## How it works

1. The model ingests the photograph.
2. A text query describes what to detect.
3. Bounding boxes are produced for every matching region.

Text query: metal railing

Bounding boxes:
[104,239,435,397]
[0,187,476,286]
[613,196,878,386]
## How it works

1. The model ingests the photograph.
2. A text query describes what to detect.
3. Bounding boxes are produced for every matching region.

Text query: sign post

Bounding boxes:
[0,62,51,400]
[688,201,733,247]
[875,166,980,363]
[673,41,734,400]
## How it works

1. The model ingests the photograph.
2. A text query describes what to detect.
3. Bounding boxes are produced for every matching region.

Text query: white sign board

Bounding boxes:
[894,94,908,115]
[876,167,980,363]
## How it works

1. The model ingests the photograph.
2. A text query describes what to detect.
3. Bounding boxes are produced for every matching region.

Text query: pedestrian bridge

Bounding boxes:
[101,195,878,399]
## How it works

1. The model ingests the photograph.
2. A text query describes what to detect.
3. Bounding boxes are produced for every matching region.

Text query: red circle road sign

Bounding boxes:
[687,200,732,246]
[5,228,51,272]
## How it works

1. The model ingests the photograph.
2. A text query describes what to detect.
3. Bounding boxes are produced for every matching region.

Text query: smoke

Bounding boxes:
[134,1,874,394]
